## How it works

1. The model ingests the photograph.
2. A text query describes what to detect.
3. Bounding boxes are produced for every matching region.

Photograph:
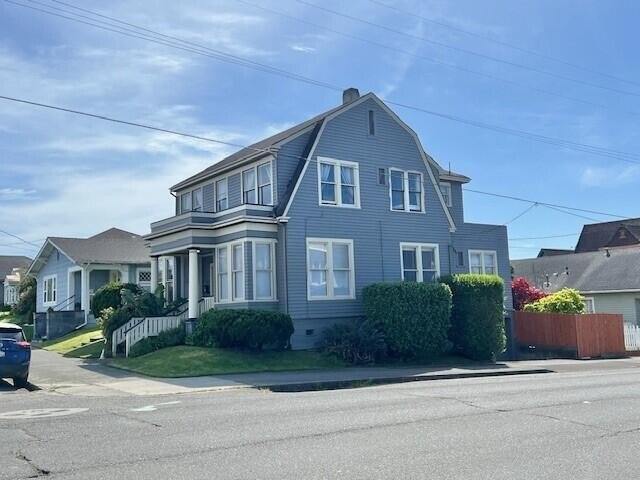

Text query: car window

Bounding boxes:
[0,328,24,342]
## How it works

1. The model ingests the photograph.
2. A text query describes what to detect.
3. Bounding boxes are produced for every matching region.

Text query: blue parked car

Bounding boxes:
[0,322,31,388]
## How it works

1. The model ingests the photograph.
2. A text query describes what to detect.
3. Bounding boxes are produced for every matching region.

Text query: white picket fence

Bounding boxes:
[624,323,640,351]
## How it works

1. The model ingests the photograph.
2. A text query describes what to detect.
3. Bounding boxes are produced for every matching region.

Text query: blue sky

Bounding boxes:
[1,0,639,259]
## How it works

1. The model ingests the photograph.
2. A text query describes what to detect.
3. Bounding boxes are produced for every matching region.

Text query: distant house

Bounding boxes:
[575,218,640,253]
[537,248,573,258]
[27,228,151,321]
[0,256,31,307]
[142,88,512,349]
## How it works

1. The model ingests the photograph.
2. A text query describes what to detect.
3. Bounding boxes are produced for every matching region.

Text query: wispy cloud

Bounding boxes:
[580,165,640,187]
[0,188,37,200]
[290,45,316,53]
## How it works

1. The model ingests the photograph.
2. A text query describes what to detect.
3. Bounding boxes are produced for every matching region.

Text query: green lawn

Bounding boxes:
[42,327,104,358]
[109,345,346,378]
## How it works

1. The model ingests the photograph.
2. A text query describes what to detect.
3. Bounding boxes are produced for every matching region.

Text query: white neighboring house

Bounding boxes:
[0,256,31,307]
[27,228,151,322]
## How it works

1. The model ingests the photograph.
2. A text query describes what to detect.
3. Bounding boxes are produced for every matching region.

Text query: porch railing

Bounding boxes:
[199,296,216,316]
[624,323,640,351]
[53,294,75,312]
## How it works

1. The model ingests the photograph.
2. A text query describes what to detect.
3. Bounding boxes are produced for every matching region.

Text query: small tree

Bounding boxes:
[511,277,548,311]
[12,275,36,323]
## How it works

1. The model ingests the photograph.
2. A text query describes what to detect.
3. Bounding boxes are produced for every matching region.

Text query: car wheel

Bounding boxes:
[13,376,28,389]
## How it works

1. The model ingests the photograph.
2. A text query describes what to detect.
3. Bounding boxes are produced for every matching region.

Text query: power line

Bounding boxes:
[543,204,600,222]
[510,233,579,241]
[0,93,632,227]
[366,0,640,89]
[0,229,41,247]
[297,0,640,99]
[0,238,45,247]
[236,0,640,117]
[462,188,630,219]
[6,2,640,166]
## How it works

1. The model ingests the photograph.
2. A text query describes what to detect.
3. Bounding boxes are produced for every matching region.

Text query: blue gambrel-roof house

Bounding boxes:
[144,89,511,349]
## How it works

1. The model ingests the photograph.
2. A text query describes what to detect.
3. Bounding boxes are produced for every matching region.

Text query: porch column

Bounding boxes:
[188,249,200,320]
[150,257,159,293]
[81,267,90,320]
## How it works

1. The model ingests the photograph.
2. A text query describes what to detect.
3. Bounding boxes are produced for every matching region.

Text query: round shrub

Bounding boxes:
[441,274,506,361]
[91,282,142,316]
[193,309,294,350]
[320,319,386,364]
[523,288,585,314]
[363,282,452,359]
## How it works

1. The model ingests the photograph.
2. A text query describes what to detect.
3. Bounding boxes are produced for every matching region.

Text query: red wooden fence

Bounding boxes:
[513,311,626,359]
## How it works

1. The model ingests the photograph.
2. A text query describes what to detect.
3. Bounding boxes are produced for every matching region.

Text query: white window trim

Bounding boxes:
[389,168,425,213]
[317,157,361,209]
[241,160,274,207]
[400,243,441,282]
[440,182,452,207]
[468,250,499,275]
[583,297,595,314]
[306,237,355,301]
[252,240,277,301]
[43,274,57,307]
[215,177,229,212]
[215,240,246,304]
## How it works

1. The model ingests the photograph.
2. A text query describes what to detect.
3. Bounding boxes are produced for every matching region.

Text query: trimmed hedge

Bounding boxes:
[129,327,186,358]
[523,288,585,314]
[363,282,452,359]
[441,274,506,361]
[192,309,294,350]
[91,282,142,316]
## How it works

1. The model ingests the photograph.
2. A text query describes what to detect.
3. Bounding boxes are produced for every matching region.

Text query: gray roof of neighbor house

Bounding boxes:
[575,218,640,253]
[537,248,574,258]
[170,91,470,192]
[511,246,640,293]
[0,256,32,280]
[28,228,150,275]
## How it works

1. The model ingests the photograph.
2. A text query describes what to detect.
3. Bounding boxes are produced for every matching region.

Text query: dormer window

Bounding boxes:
[180,187,202,213]
[180,192,191,213]
[318,157,360,208]
[242,161,273,206]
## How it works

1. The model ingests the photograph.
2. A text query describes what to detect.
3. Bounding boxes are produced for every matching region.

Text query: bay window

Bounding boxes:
[217,247,229,301]
[232,244,244,300]
[318,157,360,208]
[469,250,498,275]
[242,161,273,206]
[400,243,440,282]
[254,241,276,300]
[390,169,424,212]
[192,188,202,212]
[180,191,192,213]
[215,242,245,302]
[307,238,355,300]
[216,178,228,211]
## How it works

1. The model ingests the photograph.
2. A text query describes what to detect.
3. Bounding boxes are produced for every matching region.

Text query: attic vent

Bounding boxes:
[342,87,360,104]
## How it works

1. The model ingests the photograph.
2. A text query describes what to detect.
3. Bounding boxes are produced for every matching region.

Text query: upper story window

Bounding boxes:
[216,178,228,211]
[318,157,360,208]
[400,243,440,282]
[469,250,498,275]
[43,274,57,306]
[242,161,273,206]
[390,169,423,212]
[440,182,452,207]
[179,187,202,213]
[306,238,355,300]
[368,110,375,135]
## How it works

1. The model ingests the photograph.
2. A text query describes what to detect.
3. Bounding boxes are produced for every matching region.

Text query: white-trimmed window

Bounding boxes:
[242,161,273,206]
[400,243,440,282]
[180,191,192,213]
[440,182,452,207]
[469,250,498,275]
[192,188,203,212]
[43,274,57,306]
[254,241,276,300]
[390,169,424,212]
[216,178,228,211]
[137,268,151,291]
[306,238,355,300]
[318,157,360,208]
[583,297,595,314]
[215,242,245,302]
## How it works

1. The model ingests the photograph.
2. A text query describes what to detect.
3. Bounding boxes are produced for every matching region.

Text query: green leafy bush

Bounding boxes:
[441,274,506,361]
[91,282,142,316]
[320,318,387,364]
[192,309,294,350]
[523,288,585,314]
[128,326,186,358]
[97,307,116,330]
[12,275,36,322]
[363,282,452,359]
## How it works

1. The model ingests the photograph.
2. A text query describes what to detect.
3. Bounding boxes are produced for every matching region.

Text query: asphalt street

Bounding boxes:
[1,357,640,479]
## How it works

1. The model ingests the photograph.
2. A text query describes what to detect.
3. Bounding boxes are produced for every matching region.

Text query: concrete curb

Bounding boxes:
[265,368,554,392]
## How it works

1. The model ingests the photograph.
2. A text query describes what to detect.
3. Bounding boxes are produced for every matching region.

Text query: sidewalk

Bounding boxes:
[27,349,640,397]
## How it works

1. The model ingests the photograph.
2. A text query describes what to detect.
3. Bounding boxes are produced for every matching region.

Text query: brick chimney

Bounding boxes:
[342,87,360,104]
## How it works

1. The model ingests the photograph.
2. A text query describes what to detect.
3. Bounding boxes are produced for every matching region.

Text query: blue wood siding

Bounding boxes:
[276,129,313,206]
[228,173,242,208]
[449,182,465,225]
[203,182,215,212]
[36,248,75,312]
